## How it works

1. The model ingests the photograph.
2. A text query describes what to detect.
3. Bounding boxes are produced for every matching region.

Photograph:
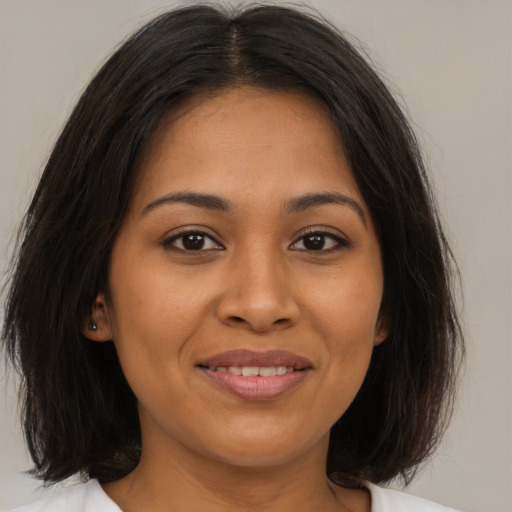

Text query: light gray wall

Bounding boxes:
[1,1,510,511]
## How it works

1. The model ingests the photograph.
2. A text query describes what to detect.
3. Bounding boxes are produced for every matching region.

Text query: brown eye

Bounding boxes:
[303,234,326,250]
[163,231,222,252]
[182,233,206,250]
[291,231,348,252]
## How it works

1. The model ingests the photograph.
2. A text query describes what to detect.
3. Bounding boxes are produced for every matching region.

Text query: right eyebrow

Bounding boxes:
[141,192,233,216]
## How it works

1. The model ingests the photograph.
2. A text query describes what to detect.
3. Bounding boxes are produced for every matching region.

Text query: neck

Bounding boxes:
[102,432,367,512]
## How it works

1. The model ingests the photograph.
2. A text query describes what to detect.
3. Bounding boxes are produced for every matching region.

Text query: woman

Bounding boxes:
[3,4,464,511]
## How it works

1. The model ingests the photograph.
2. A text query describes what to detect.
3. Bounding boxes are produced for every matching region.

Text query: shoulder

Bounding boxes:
[366,482,462,512]
[7,479,122,512]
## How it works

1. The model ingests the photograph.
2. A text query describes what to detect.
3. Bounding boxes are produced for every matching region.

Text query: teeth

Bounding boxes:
[241,366,259,376]
[209,365,296,376]
[259,366,276,377]
[276,366,287,375]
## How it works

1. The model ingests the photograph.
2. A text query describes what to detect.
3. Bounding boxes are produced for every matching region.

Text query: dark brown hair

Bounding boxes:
[3,3,463,487]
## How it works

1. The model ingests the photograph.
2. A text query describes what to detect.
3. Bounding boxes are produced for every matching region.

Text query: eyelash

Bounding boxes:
[161,229,350,253]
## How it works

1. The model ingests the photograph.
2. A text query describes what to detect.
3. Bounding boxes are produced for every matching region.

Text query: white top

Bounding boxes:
[8,479,462,512]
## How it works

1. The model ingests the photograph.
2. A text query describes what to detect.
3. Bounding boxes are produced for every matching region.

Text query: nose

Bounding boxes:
[215,247,300,332]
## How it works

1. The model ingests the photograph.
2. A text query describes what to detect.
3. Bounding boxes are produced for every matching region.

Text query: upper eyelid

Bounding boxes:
[293,227,349,242]
[162,226,220,240]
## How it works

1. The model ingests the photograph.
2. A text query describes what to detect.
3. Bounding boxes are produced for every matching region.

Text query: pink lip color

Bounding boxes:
[200,368,310,401]
[197,349,313,401]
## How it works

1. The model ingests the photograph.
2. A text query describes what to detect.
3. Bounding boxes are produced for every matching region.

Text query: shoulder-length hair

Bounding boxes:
[3,3,463,487]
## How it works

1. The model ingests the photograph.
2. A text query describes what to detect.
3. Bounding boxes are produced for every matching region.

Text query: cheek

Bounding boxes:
[306,269,384,343]
[108,248,206,337]
[106,253,207,382]
[304,263,383,401]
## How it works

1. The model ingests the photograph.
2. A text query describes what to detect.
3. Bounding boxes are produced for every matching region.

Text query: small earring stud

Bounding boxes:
[88,320,98,332]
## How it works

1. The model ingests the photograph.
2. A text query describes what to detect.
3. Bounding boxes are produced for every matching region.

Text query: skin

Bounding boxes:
[85,87,388,512]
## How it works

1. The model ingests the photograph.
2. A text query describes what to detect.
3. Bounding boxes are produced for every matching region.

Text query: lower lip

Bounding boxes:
[199,368,310,401]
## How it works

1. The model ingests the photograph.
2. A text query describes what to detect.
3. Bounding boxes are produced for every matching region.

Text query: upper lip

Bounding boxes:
[198,349,313,370]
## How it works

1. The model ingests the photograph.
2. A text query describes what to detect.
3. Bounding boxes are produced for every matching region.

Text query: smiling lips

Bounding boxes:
[198,349,313,401]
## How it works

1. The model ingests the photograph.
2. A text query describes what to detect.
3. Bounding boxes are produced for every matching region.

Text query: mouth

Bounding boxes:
[196,350,313,401]
[205,365,296,376]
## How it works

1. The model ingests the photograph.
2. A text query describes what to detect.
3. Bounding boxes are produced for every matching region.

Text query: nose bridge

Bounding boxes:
[239,243,284,300]
[216,239,299,331]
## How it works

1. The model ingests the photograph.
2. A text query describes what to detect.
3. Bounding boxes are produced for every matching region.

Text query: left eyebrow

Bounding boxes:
[285,192,367,226]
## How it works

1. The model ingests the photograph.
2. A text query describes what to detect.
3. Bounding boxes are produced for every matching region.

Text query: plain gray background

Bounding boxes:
[1,1,511,511]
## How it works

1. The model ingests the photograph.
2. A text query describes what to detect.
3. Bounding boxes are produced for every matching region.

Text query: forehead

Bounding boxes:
[131,86,363,210]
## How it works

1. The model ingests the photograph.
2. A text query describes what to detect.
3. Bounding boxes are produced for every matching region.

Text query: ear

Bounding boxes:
[82,293,113,342]
[374,314,391,346]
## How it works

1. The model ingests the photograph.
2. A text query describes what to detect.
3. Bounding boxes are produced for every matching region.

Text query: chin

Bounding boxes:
[204,429,327,470]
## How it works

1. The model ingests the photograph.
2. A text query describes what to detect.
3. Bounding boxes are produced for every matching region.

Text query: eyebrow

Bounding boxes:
[285,192,367,225]
[141,190,366,225]
[141,192,233,216]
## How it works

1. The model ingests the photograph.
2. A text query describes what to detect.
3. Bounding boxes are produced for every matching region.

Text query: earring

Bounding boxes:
[88,320,98,332]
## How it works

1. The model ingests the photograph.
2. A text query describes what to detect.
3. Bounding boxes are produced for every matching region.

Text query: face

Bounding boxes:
[90,87,387,469]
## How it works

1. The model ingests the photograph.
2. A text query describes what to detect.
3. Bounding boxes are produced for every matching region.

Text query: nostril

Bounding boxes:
[228,316,290,328]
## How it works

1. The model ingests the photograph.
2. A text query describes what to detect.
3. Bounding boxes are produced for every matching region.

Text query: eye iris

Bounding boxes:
[304,234,325,250]
[182,234,205,250]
